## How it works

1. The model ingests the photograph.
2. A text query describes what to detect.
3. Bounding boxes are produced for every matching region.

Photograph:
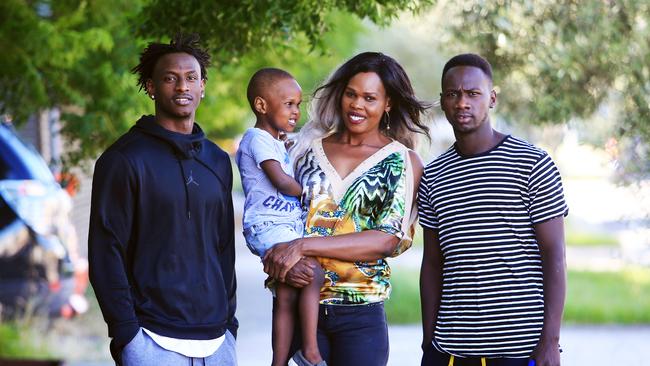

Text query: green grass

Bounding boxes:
[565,230,619,247]
[565,267,650,323]
[0,321,51,357]
[564,218,619,247]
[411,225,424,248]
[385,268,421,324]
[385,267,650,324]
[230,156,243,193]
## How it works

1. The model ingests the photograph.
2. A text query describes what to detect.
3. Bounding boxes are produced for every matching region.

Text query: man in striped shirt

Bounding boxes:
[418,54,568,366]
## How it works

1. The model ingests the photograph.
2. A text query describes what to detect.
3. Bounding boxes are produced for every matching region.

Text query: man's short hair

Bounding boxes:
[246,68,295,111]
[132,33,211,92]
[441,53,493,84]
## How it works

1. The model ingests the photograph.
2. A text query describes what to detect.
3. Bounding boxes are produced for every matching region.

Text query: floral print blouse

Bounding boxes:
[295,137,418,305]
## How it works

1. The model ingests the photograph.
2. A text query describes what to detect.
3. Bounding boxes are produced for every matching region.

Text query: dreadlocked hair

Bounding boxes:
[132,33,211,92]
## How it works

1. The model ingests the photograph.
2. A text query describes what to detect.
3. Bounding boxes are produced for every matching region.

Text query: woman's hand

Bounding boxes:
[263,239,305,282]
[284,258,316,288]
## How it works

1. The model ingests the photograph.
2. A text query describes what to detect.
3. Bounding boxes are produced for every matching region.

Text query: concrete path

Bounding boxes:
[65,193,650,365]
[387,324,650,365]
[235,244,650,366]
[66,323,650,365]
[65,247,650,366]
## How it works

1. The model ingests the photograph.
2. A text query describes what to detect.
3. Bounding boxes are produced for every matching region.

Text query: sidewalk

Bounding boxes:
[388,324,650,365]
[65,242,650,366]
[235,245,650,366]
[65,192,649,365]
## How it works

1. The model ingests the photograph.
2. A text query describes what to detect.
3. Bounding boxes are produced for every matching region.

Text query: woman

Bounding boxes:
[264,52,430,365]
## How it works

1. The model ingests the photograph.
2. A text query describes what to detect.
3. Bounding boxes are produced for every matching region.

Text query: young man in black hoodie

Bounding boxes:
[89,34,237,365]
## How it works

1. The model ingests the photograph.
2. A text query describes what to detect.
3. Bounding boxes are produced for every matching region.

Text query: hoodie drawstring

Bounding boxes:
[178,159,191,220]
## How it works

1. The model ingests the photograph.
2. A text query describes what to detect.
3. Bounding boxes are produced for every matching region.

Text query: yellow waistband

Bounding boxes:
[448,355,487,366]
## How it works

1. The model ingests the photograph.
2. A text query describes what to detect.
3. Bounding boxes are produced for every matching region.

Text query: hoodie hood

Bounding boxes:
[133,115,205,159]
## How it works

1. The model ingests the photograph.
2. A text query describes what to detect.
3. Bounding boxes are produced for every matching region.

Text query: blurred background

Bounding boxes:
[1,0,649,365]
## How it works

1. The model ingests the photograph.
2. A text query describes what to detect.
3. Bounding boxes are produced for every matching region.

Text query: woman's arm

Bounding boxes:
[265,150,425,282]
[263,231,399,281]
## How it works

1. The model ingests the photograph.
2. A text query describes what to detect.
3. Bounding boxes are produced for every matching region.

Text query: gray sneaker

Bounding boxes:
[292,350,327,366]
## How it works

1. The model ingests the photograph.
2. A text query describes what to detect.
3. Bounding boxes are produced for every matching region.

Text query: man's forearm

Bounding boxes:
[535,218,567,348]
[420,260,441,347]
[88,152,139,348]
[540,247,566,343]
[89,244,139,347]
[420,228,443,348]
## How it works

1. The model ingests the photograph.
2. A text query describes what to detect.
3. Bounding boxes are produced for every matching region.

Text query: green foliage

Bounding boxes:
[138,0,432,67]
[435,0,650,182]
[0,0,150,168]
[196,11,366,142]
[387,267,650,324]
[0,322,51,357]
[0,0,431,168]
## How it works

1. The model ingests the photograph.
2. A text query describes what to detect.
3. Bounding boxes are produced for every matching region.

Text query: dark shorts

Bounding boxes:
[421,342,530,366]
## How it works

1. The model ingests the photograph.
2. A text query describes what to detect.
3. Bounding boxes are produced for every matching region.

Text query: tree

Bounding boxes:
[0,0,149,167]
[433,0,650,182]
[195,11,367,145]
[138,0,430,66]
[0,0,432,168]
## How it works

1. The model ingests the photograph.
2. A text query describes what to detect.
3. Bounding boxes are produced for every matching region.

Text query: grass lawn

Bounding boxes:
[565,230,619,247]
[564,267,650,323]
[564,218,619,247]
[385,267,650,324]
[0,321,51,357]
[0,286,109,360]
[385,268,422,324]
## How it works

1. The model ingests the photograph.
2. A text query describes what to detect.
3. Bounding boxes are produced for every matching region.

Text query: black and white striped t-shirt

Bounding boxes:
[417,135,568,358]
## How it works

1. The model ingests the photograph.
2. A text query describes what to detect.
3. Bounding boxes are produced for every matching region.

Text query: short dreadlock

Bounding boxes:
[132,33,211,92]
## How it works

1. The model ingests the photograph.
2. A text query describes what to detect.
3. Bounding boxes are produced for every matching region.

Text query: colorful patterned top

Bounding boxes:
[295,137,418,305]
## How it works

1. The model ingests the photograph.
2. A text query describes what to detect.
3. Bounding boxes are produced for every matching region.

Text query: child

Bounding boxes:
[236,68,326,366]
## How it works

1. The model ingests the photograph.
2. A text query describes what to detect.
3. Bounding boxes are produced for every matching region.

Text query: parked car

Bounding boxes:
[0,122,88,319]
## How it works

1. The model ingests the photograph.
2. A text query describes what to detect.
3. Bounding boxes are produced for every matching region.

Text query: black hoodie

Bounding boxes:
[88,115,237,361]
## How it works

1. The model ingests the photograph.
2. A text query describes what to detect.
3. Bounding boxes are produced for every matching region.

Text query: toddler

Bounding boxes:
[236,68,325,366]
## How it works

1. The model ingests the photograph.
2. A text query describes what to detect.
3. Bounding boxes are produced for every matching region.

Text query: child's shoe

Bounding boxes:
[292,350,327,366]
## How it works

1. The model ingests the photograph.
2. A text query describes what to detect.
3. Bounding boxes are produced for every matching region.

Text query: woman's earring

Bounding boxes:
[384,111,391,131]
[150,94,155,100]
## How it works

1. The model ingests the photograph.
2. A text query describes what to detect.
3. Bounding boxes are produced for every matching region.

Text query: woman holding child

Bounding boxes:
[264,52,430,365]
